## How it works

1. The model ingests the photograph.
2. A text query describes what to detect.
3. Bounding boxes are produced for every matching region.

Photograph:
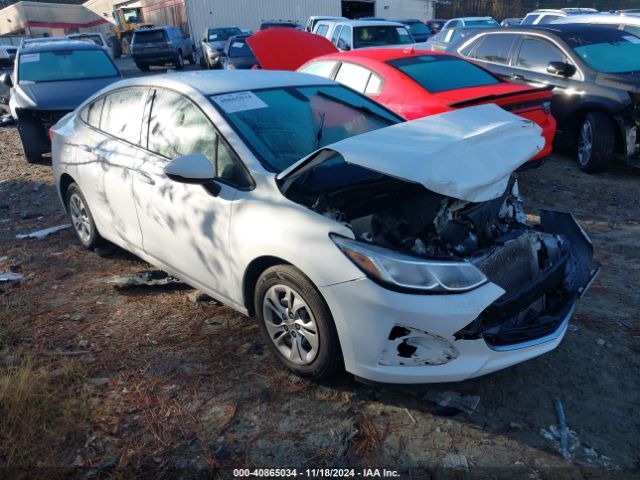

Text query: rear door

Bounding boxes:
[77,87,148,247]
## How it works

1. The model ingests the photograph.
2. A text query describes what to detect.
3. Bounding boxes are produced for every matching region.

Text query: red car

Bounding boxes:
[248,29,556,162]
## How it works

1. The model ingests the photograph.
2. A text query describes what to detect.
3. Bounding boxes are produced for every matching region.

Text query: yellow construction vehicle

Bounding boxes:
[108,2,153,58]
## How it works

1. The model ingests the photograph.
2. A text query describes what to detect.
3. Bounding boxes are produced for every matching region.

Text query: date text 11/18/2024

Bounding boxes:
[233,468,401,478]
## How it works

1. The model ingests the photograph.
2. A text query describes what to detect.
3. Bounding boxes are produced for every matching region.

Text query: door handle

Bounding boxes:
[137,171,155,185]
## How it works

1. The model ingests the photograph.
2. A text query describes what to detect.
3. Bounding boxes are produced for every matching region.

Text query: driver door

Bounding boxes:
[132,88,242,299]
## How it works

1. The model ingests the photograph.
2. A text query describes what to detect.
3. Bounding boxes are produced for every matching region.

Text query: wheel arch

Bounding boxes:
[58,173,76,211]
[242,255,292,316]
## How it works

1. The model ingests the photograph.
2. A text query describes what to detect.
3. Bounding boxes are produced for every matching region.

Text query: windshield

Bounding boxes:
[210,85,400,172]
[123,8,141,23]
[208,27,242,41]
[388,55,500,92]
[18,49,118,82]
[466,19,499,27]
[566,31,640,73]
[405,22,430,35]
[227,39,252,57]
[353,25,413,48]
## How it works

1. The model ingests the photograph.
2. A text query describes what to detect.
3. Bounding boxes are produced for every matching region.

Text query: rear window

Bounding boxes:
[353,25,413,48]
[18,49,118,82]
[134,30,167,43]
[465,19,499,27]
[227,39,252,57]
[387,55,501,93]
[405,22,430,36]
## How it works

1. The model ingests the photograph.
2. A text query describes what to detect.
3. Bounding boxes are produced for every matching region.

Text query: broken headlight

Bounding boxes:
[331,235,487,293]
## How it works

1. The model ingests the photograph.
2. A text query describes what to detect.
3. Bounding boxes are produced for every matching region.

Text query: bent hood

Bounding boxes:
[279,104,544,203]
[247,28,337,71]
[15,77,121,111]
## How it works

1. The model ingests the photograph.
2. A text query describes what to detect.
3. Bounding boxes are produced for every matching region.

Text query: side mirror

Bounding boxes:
[0,73,13,88]
[547,61,576,77]
[164,153,216,184]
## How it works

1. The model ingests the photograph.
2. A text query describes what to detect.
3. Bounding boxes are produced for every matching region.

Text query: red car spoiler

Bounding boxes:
[448,85,554,109]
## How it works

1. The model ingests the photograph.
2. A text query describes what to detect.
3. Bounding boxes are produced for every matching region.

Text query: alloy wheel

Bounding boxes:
[262,284,319,365]
[578,120,593,167]
[68,193,92,244]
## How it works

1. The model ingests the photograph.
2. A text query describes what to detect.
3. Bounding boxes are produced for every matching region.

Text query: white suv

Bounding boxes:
[521,8,598,25]
[313,19,413,51]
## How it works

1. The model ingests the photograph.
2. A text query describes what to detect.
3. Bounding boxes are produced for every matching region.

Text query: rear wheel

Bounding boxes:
[254,265,342,380]
[65,183,105,250]
[174,51,184,70]
[577,112,615,174]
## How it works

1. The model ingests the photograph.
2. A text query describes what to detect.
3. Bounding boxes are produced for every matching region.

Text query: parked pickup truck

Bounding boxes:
[131,26,196,71]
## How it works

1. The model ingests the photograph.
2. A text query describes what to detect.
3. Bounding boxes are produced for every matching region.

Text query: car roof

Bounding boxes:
[21,39,104,52]
[452,17,496,21]
[333,20,405,26]
[112,70,336,96]
[553,13,640,25]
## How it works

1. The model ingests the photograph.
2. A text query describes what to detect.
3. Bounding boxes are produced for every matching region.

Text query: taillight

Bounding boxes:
[48,127,53,141]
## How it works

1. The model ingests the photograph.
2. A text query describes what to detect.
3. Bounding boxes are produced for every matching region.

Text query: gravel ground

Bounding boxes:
[0,63,639,478]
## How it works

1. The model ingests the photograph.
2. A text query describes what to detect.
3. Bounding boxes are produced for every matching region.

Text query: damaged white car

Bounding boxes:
[51,71,599,383]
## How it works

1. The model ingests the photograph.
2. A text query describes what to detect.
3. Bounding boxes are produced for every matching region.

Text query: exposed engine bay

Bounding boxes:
[283,166,599,348]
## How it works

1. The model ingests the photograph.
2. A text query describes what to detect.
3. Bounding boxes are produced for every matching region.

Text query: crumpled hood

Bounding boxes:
[279,104,544,203]
[594,72,640,94]
[15,77,120,110]
[247,28,337,71]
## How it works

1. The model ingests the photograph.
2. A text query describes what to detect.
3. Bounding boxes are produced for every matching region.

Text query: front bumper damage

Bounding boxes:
[15,107,70,155]
[319,211,599,384]
[456,210,599,349]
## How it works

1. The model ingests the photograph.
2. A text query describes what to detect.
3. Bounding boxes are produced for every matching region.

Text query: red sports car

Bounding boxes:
[248,29,556,162]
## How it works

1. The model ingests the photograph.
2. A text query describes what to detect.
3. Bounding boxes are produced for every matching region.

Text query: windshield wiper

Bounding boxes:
[316,90,397,124]
[314,112,326,150]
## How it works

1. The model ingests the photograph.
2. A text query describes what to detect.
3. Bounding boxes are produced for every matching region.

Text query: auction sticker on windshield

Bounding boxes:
[20,53,40,63]
[212,91,268,113]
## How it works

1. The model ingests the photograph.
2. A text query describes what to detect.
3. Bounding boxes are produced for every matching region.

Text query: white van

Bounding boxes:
[312,19,414,51]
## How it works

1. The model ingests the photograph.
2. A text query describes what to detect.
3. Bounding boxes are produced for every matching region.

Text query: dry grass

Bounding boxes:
[0,292,37,349]
[0,356,90,466]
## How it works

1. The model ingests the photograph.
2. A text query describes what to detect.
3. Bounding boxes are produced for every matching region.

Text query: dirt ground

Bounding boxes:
[1,90,639,477]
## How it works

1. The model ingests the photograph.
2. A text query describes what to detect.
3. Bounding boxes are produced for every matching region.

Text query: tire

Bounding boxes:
[16,123,42,163]
[187,49,196,64]
[23,150,42,164]
[199,52,207,68]
[577,112,615,174]
[136,63,149,72]
[65,183,105,250]
[174,50,184,70]
[254,265,342,380]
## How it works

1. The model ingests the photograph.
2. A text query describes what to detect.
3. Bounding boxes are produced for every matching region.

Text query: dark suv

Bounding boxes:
[456,24,640,173]
[131,26,196,71]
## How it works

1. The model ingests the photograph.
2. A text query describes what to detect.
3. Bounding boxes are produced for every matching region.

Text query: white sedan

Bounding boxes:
[52,71,598,383]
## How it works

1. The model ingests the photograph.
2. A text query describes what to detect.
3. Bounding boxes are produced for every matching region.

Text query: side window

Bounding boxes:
[100,88,147,144]
[516,37,566,72]
[458,37,480,57]
[447,20,460,28]
[473,34,518,64]
[622,25,640,37]
[365,73,383,95]
[521,14,539,25]
[80,97,104,129]
[335,62,373,92]
[331,25,342,44]
[316,24,329,37]
[538,15,560,24]
[299,60,338,78]
[337,26,352,50]
[148,89,216,161]
[148,89,250,188]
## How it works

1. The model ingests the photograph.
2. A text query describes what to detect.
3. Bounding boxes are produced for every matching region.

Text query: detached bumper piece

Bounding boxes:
[455,210,599,349]
[16,108,70,155]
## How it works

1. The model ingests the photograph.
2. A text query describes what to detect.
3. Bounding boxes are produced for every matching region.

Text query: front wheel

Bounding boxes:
[66,183,105,250]
[254,265,342,380]
[577,112,615,174]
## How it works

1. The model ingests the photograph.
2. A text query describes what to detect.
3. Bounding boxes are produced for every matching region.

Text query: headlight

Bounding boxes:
[331,235,488,293]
